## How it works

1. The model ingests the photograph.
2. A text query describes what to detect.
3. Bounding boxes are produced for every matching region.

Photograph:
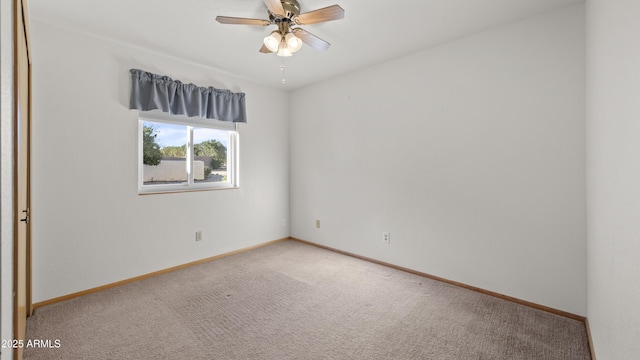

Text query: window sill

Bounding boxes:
[138,186,239,195]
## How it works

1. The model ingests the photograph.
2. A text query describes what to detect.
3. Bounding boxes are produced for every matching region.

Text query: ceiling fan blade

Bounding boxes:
[295,5,344,25]
[292,28,330,52]
[264,0,286,17]
[259,44,274,53]
[215,16,271,26]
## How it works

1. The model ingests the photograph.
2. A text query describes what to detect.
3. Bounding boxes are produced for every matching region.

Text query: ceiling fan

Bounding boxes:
[216,0,345,57]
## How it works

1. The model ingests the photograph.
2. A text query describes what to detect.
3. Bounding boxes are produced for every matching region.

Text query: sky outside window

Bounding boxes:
[144,121,228,148]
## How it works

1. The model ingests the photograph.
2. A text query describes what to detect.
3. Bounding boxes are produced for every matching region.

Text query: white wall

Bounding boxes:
[586,0,640,358]
[1,0,15,357]
[29,22,290,303]
[290,4,586,315]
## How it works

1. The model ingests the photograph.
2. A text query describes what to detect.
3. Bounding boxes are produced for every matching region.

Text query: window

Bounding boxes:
[138,111,239,194]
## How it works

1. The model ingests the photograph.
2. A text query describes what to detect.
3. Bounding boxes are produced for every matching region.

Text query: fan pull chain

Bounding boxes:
[280,60,286,84]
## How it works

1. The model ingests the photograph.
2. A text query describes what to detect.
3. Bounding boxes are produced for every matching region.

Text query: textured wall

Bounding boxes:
[586,0,640,358]
[1,0,16,356]
[29,22,290,303]
[290,4,586,315]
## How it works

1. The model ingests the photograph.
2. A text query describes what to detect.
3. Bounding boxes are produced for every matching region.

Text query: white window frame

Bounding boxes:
[137,110,239,194]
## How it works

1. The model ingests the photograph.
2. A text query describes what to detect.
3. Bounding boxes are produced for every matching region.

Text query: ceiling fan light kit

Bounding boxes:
[263,23,302,56]
[277,39,293,57]
[216,0,344,57]
[284,32,303,52]
[264,31,282,52]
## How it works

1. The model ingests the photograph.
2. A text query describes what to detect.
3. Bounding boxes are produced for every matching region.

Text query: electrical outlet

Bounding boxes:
[195,231,203,242]
[315,219,321,229]
[382,232,390,244]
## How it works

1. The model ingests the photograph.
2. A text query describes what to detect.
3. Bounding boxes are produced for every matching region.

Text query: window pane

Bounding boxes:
[193,127,228,183]
[142,121,187,185]
[138,115,238,194]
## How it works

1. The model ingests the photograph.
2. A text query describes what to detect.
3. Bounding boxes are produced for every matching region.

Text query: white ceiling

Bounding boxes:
[28,0,583,90]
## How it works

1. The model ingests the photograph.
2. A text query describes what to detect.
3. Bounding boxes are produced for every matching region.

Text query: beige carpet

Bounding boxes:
[25,240,591,359]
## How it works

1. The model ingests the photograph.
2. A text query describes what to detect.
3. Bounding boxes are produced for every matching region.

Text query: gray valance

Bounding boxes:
[130,69,247,123]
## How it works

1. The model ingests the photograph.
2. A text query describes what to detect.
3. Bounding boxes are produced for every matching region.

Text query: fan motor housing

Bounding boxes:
[281,0,300,18]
